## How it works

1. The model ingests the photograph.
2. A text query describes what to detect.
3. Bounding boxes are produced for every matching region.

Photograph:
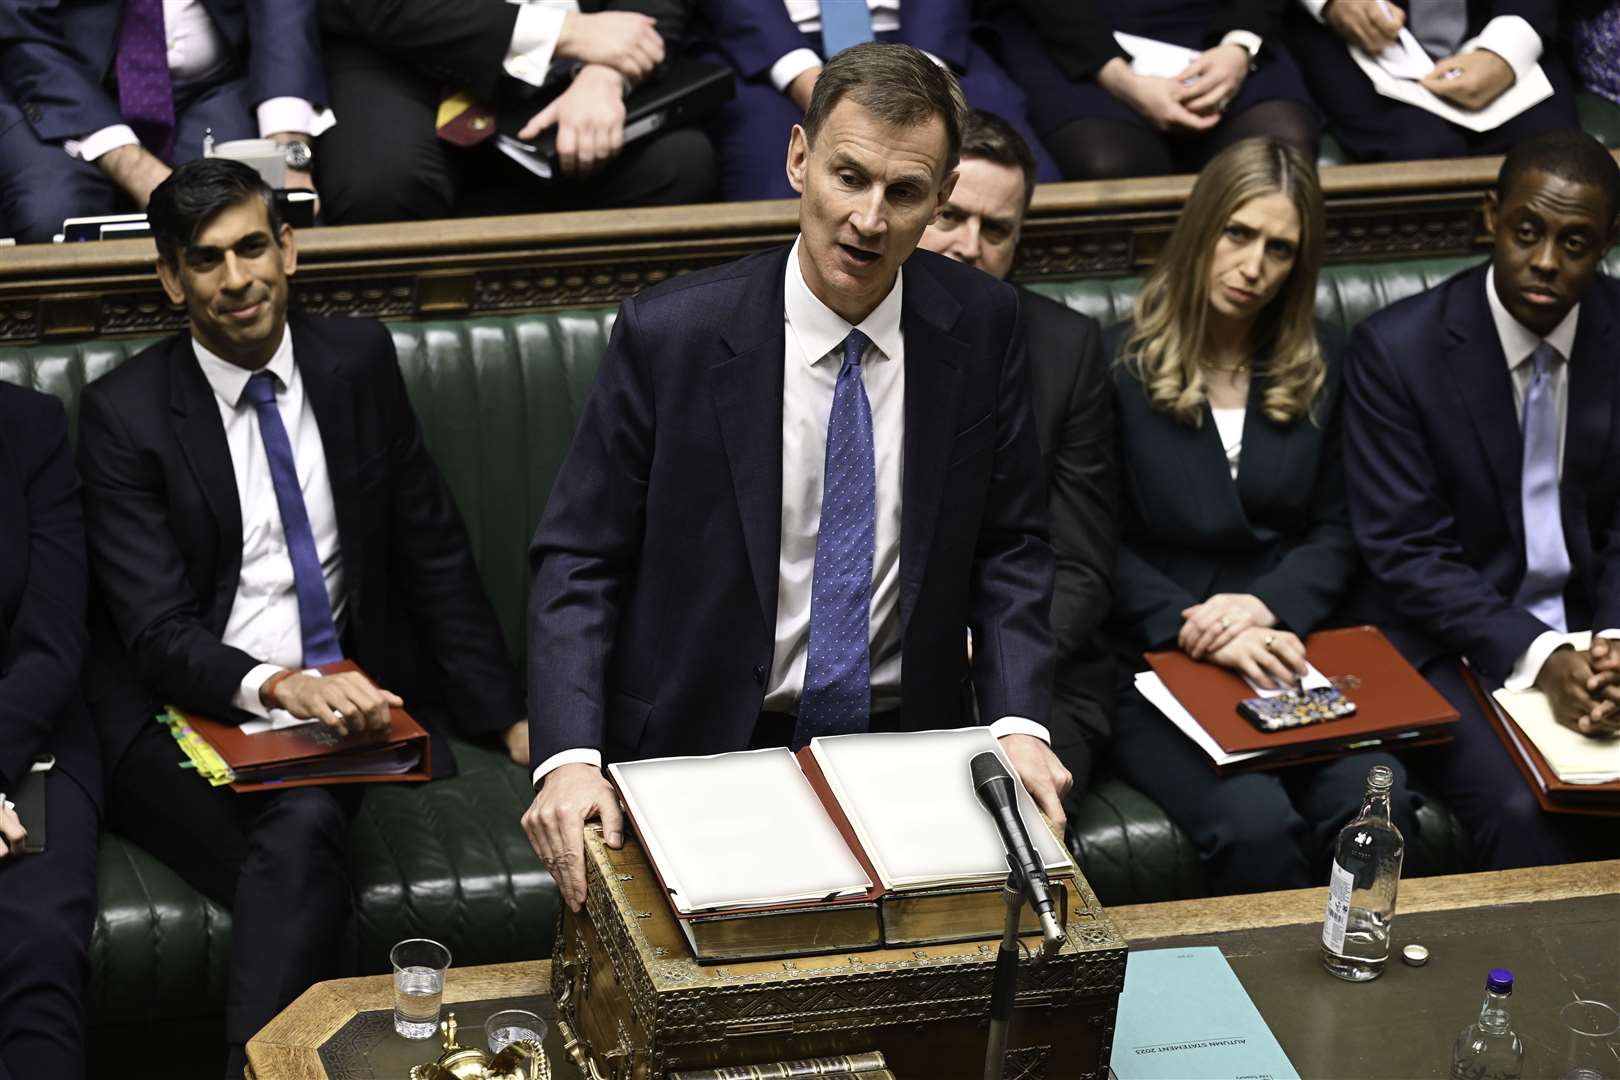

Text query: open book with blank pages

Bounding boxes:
[1139,625,1458,773]
[1475,633,1620,814]
[608,727,1075,963]
[162,660,432,792]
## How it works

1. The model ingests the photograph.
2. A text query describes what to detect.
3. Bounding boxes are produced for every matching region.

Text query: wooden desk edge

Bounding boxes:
[247,959,551,1078]
[1108,859,1620,942]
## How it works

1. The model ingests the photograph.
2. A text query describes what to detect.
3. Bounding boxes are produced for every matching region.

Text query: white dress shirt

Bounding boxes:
[65,0,336,162]
[1482,268,1619,689]
[1210,406,1245,480]
[1298,1,1542,80]
[192,327,347,718]
[505,0,582,87]
[769,1,941,92]
[532,239,1049,785]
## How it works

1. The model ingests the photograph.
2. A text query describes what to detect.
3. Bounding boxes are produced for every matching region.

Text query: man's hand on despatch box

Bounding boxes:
[522,763,624,911]
[997,733,1073,837]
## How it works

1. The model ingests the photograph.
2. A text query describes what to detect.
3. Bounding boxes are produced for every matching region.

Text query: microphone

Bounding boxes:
[970,751,1063,950]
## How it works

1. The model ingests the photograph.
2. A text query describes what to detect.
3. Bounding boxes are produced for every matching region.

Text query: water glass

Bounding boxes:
[1562,999,1620,1080]
[391,938,452,1039]
[485,1008,547,1054]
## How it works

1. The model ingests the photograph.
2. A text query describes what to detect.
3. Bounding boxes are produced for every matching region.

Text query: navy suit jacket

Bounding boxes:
[0,0,325,144]
[1105,319,1357,657]
[698,0,970,79]
[77,312,523,776]
[527,246,1054,767]
[0,384,98,805]
[1343,263,1620,684]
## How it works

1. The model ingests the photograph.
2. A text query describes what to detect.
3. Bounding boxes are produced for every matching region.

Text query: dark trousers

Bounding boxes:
[700,30,1060,202]
[0,771,98,1080]
[0,76,258,244]
[1406,657,1616,870]
[107,722,362,1076]
[315,39,718,225]
[1285,11,1580,161]
[1110,678,1422,896]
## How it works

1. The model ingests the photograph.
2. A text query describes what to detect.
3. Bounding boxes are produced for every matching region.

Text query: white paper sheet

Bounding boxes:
[1490,634,1620,784]
[1242,663,1332,699]
[238,709,320,736]
[1349,46,1552,132]
[1114,32,1200,80]
[610,748,871,914]
[1134,672,1266,768]
[809,728,1072,891]
[1374,29,1435,80]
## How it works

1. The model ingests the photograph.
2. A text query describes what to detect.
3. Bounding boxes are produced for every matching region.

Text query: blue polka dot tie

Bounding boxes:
[244,372,344,668]
[797,329,875,748]
[116,0,177,160]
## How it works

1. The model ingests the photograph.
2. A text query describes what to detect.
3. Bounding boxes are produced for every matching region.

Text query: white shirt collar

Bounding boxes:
[1485,265,1580,370]
[783,236,905,368]
[192,325,296,408]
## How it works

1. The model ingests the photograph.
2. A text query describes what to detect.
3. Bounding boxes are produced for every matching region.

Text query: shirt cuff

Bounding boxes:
[257,98,338,139]
[988,716,1051,744]
[1460,15,1541,80]
[234,663,285,718]
[532,747,603,789]
[505,2,569,87]
[64,125,139,162]
[770,48,823,94]
[1220,30,1263,58]
[1300,0,1329,22]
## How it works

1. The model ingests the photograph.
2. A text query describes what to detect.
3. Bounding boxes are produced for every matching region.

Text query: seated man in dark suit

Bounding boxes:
[521,43,1072,911]
[77,158,527,1077]
[695,0,1058,201]
[1285,0,1578,162]
[316,0,716,224]
[1344,130,1620,869]
[0,385,100,1080]
[0,0,329,243]
[916,108,1115,818]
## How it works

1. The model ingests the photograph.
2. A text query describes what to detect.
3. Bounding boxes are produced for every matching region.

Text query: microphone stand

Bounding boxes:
[982,862,1066,1080]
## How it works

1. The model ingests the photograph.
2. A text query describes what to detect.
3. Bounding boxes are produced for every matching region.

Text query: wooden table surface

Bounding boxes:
[247,860,1619,1079]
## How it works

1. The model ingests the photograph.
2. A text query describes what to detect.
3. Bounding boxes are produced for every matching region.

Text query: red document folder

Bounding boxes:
[174,660,432,792]
[1461,668,1620,817]
[1145,625,1458,772]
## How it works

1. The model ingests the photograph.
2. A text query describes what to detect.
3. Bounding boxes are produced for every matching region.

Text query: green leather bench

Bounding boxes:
[8,248,1610,1065]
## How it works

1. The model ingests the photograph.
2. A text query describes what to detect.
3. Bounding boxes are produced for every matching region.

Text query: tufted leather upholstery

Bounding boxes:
[6,249,1614,1051]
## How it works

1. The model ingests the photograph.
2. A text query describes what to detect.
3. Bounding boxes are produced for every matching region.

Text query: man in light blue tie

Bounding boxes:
[76,158,528,1077]
[522,43,1070,912]
[1343,130,1620,870]
[693,0,1059,200]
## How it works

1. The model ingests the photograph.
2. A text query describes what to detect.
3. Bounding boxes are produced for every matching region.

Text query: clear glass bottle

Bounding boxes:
[1320,764,1404,981]
[1449,969,1525,1080]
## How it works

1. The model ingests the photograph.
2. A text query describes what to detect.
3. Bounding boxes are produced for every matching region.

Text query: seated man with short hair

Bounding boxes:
[78,157,527,1078]
[916,108,1116,817]
[1344,130,1620,868]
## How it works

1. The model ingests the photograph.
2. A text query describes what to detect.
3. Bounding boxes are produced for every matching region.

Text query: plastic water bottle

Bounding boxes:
[1320,764,1404,981]
[1449,968,1525,1080]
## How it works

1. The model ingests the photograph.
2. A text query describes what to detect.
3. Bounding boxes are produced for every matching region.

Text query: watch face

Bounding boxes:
[283,141,313,170]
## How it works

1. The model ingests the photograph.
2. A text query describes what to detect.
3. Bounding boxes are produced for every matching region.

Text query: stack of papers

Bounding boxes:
[1491,634,1620,785]
[1135,671,1264,768]
[1114,32,1199,80]
[1349,45,1553,132]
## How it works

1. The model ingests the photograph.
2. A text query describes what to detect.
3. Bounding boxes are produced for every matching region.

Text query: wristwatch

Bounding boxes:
[279,139,314,171]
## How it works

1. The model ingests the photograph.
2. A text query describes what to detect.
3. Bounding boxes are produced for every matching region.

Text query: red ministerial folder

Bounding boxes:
[1145,625,1458,768]
[175,660,431,792]
[1461,667,1620,817]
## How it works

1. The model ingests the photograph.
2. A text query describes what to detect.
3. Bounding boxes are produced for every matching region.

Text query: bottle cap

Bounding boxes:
[1401,944,1429,966]
[1487,968,1514,994]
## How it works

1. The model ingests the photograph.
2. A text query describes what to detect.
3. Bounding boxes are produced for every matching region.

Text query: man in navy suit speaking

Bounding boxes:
[1344,130,1620,868]
[522,42,1070,910]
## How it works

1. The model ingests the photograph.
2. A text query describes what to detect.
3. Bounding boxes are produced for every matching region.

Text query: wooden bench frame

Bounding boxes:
[0,154,1536,347]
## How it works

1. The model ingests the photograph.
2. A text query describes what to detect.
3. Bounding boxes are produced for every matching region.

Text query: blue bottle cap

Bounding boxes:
[1487,968,1514,994]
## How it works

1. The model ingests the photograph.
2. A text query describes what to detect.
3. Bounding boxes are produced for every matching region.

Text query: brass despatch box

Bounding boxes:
[552,827,1127,1079]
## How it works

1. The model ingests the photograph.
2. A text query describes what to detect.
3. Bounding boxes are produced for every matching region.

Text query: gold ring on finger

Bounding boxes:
[1264,635,1276,650]
[1219,617,1230,628]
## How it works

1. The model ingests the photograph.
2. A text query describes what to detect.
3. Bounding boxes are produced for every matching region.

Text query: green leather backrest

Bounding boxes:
[2,251,1614,666]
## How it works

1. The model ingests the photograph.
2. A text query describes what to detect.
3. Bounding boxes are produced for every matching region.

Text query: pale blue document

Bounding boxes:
[1111,946,1300,1080]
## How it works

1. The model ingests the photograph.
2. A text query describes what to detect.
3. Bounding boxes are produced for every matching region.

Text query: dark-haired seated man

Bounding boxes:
[77,158,526,1076]
[916,108,1115,818]
[1344,130,1620,868]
